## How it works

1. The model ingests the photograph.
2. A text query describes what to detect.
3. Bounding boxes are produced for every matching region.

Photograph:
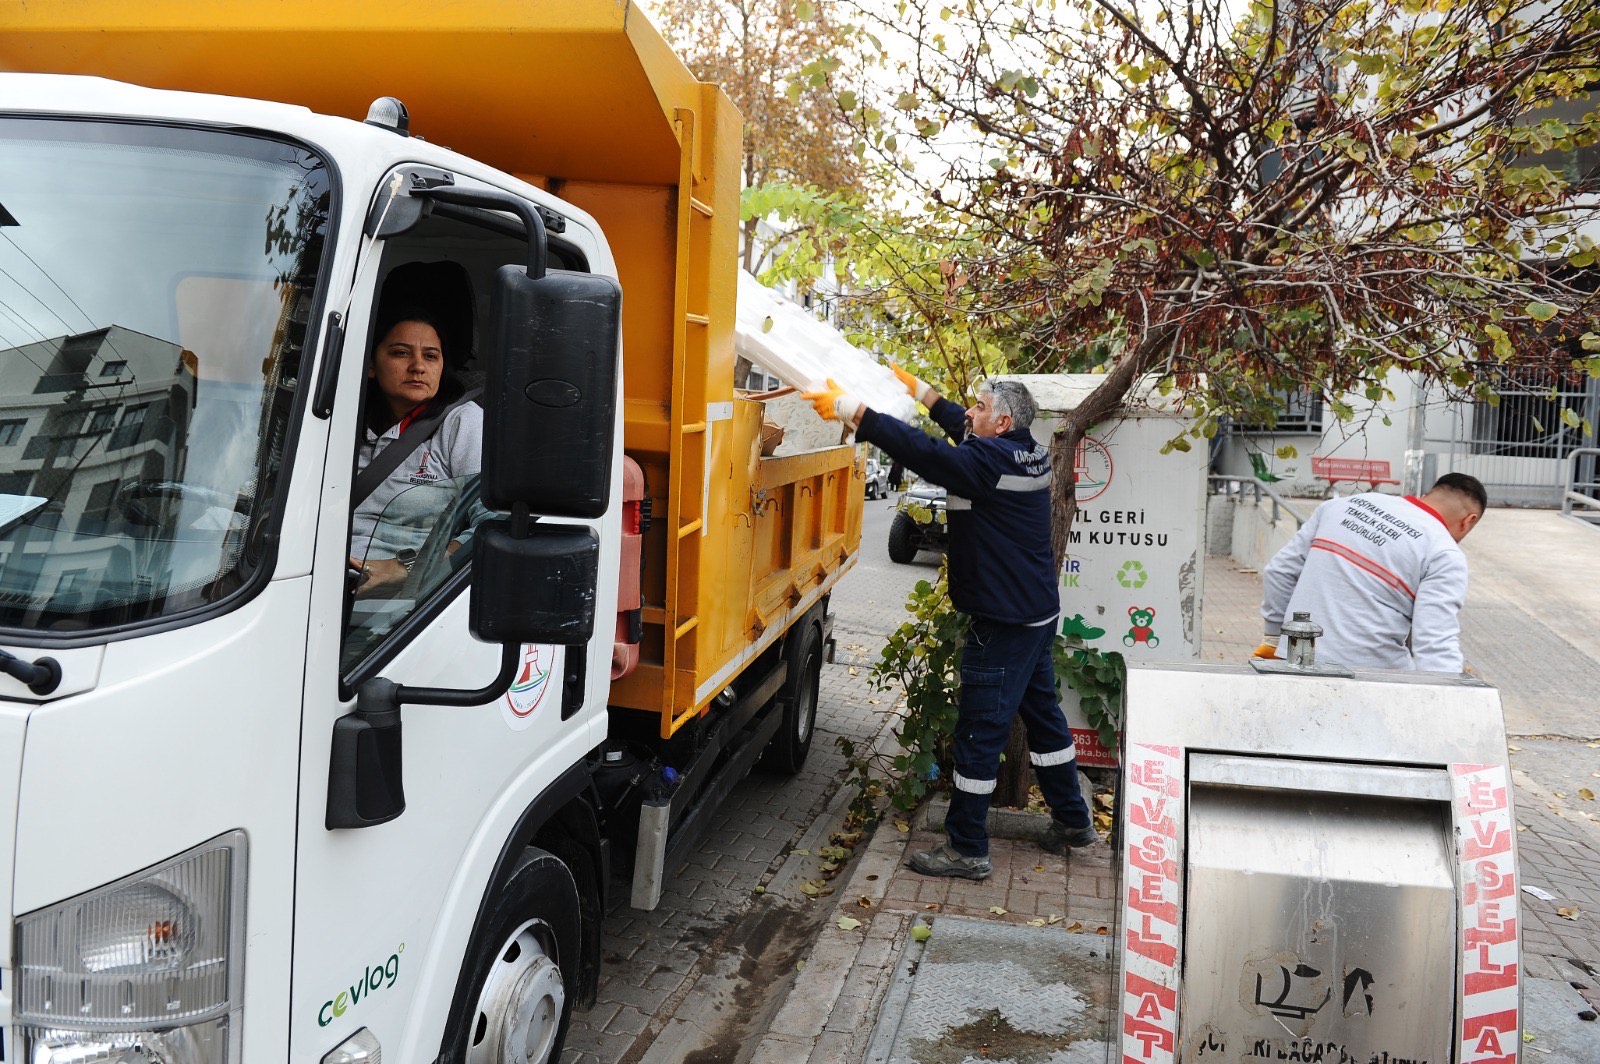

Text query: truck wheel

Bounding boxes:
[762,622,822,775]
[887,513,918,564]
[441,848,580,1064]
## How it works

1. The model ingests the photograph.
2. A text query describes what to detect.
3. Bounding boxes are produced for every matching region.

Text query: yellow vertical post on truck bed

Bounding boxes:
[0,0,863,734]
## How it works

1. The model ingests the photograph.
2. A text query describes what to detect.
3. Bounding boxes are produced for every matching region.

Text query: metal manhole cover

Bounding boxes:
[867,916,1115,1064]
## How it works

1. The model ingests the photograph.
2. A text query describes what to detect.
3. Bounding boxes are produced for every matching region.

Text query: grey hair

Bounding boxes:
[980,380,1037,431]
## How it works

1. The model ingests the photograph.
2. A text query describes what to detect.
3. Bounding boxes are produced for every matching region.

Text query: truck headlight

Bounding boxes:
[15,831,246,1064]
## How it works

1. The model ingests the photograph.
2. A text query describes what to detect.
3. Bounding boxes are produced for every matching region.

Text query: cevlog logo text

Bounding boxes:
[318,943,404,1027]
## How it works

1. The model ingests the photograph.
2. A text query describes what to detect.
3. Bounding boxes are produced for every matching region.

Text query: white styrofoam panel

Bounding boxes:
[735,271,918,422]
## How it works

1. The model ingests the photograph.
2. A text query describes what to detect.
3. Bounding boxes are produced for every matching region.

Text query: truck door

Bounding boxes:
[290,178,613,1063]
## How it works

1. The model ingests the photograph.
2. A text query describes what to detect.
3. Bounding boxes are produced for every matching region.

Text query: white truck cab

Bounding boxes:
[0,74,631,1063]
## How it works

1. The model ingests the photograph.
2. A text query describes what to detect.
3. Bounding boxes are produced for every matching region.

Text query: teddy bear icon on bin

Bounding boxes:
[1124,606,1159,648]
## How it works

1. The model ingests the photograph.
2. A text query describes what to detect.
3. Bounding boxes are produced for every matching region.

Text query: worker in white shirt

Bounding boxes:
[1257,473,1487,673]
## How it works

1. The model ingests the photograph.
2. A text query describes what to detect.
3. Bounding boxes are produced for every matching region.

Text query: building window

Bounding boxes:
[1471,366,1595,459]
[1234,388,1325,434]
[100,360,128,377]
[109,404,148,450]
[86,407,117,434]
[0,419,24,446]
[77,479,121,537]
[1512,88,1600,191]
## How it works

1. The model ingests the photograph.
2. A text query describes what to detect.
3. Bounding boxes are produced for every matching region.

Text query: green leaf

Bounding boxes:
[1561,407,1582,429]
[1527,302,1560,322]
[911,924,933,943]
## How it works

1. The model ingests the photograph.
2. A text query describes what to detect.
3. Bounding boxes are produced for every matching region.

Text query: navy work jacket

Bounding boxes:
[857,397,1057,625]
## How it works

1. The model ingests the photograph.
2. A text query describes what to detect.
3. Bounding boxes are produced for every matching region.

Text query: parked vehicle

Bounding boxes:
[0,4,863,1062]
[865,458,891,500]
[888,481,949,563]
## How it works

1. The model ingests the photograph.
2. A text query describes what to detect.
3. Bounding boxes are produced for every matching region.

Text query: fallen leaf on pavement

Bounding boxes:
[1581,789,1595,801]
[858,897,873,908]
[989,906,1008,915]
[924,903,939,911]
[1508,745,1521,752]
[1558,907,1581,920]
[1066,921,1083,932]
[797,960,806,972]
[1095,926,1110,935]
[791,848,811,856]
[1047,914,1063,925]
[895,821,911,833]
[1028,918,1046,927]
[911,925,933,943]
[1035,865,1046,872]
[837,916,862,931]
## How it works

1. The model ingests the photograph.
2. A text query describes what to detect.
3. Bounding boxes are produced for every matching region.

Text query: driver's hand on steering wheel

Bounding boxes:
[351,556,409,596]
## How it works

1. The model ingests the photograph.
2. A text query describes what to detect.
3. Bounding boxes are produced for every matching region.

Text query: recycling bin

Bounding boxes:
[1116,648,1520,1064]
[998,375,1208,767]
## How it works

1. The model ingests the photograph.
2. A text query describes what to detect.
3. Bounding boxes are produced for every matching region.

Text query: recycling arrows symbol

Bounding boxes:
[1116,560,1148,588]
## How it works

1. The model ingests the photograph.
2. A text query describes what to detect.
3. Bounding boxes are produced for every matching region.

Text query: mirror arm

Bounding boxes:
[388,641,524,709]
[415,186,548,279]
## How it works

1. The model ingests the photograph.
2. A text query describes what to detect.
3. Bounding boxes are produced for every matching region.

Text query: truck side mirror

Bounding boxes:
[470,520,600,646]
[481,264,622,519]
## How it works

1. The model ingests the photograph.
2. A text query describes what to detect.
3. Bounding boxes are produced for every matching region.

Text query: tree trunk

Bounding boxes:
[998,720,1032,808]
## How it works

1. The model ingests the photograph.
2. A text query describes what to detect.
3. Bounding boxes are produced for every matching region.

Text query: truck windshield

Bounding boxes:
[0,118,330,635]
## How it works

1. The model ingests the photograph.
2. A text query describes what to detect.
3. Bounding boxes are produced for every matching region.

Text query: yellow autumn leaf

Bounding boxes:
[1581,789,1595,801]
[838,916,862,931]
[1558,907,1581,920]
[989,906,1008,915]
[1028,918,1047,927]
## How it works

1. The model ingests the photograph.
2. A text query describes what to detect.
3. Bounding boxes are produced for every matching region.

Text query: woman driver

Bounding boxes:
[348,309,483,593]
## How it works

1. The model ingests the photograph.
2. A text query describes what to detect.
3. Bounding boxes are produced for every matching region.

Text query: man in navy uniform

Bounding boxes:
[804,370,1098,879]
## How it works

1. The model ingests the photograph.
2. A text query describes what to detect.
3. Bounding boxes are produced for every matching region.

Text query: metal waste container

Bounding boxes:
[1116,652,1520,1064]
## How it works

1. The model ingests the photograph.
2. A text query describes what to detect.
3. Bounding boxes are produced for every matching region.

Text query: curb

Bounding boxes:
[751,813,914,1064]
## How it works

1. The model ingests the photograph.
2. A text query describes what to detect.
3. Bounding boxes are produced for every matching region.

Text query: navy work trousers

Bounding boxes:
[945,616,1092,858]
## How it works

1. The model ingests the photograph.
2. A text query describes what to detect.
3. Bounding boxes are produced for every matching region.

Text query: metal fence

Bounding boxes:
[1418,368,1600,507]
[1563,447,1600,524]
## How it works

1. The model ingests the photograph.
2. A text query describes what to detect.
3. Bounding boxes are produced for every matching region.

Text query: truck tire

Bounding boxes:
[440,848,581,1064]
[762,621,822,776]
[887,513,918,564]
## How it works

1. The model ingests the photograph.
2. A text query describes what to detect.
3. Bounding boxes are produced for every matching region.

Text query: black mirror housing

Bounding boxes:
[482,265,622,518]
[470,520,600,646]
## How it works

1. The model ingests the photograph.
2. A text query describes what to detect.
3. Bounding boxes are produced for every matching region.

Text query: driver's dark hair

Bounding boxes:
[363,306,466,433]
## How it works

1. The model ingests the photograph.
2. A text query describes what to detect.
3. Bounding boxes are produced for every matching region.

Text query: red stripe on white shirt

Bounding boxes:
[1310,538,1416,599]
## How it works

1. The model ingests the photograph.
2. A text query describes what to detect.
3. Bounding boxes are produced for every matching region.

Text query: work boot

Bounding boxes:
[908,842,993,880]
[1040,820,1101,855]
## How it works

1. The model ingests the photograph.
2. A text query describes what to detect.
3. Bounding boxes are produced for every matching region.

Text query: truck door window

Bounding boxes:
[0,118,331,637]
[340,206,577,679]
